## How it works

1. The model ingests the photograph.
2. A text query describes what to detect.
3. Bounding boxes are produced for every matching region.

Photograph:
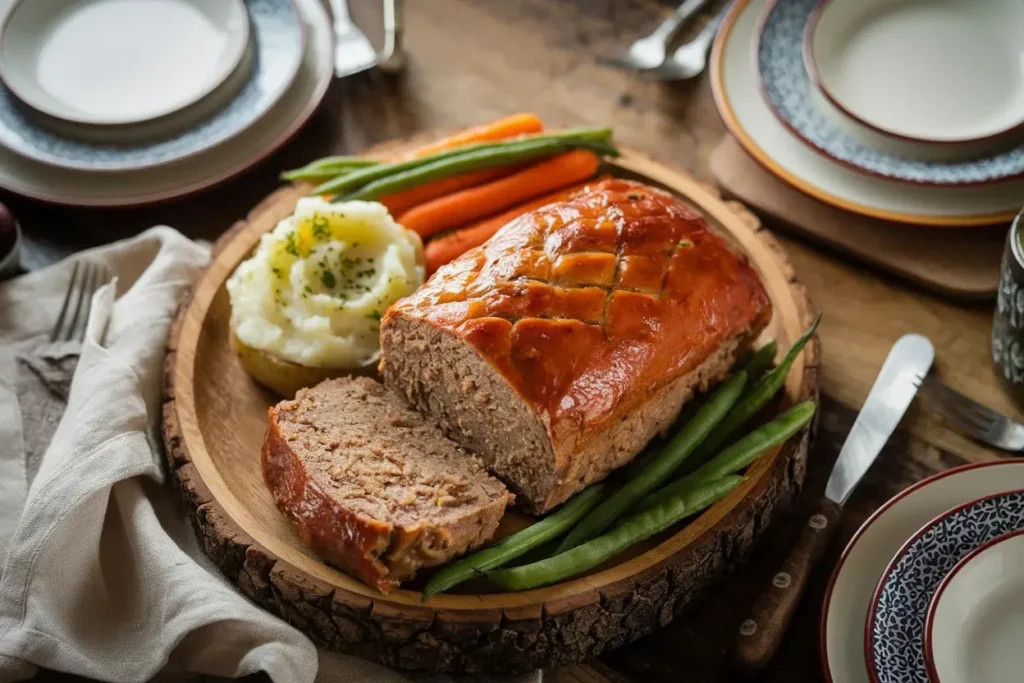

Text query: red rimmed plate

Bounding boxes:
[865,488,1024,683]
[819,461,1024,683]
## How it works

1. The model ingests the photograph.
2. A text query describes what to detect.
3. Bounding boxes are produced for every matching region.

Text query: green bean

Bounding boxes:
[637,401,816,512]
[622,341,780,481]
[312,128,615,197]
[679,316,820,477]
[421,484,606,600]
[488,476,742,592]
[341,138,618,202]
[555,371,747,553]
[281,157,379,182]
[743,340,779,387]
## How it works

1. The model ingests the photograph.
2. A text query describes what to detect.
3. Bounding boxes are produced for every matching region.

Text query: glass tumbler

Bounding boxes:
[994,208,1024,394]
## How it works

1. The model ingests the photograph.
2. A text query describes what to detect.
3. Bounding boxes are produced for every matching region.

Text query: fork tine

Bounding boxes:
[73,264,104,342]
[923,378,1007,446]
[50,262,81,342]
[924,377,998,428]
[936,408,993,442]
[64,262,96,342]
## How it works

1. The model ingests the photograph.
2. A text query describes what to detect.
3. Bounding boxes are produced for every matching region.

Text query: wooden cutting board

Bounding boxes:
[162,148,820,675]
[711,137,1007,301]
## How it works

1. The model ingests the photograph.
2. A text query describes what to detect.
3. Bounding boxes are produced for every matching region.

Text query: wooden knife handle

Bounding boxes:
[732,497,843,675]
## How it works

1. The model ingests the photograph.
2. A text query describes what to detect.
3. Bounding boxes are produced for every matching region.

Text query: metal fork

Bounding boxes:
[641,2,731,82]
[921,375,1024,451]
[49,261,109,342]
[327,0,378,79]
[601,0,709,71]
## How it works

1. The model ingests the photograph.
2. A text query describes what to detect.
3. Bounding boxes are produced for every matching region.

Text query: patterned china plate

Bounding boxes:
[0,0,331,206]
[865,489,1024,683]
[820,461,1024,683]
[757,0,1024,187]
[712,0,1021,227]
[0,0,304,172]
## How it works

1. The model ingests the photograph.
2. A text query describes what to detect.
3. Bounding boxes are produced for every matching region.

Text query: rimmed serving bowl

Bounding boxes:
[0,0,251,129]
[804,0,1024,160]
[925,528,1024,683]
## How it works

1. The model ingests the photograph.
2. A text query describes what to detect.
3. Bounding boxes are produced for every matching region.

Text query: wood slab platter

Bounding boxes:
[162,148,820,674]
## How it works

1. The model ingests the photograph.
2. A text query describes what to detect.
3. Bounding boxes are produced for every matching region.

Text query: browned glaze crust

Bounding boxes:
[386,179,772,491]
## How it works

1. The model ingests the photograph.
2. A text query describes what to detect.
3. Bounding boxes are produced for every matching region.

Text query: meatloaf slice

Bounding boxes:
[381,178,772,513]
[262,377,513,592]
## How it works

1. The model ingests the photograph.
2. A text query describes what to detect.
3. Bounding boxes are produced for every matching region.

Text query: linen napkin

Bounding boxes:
[0,227,539,683]
[709,136,1006,301]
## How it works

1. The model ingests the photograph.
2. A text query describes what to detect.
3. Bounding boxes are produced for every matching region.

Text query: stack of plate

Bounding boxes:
[0,0,333,207]
[712,0,1024,228]
[822,461,1024,683]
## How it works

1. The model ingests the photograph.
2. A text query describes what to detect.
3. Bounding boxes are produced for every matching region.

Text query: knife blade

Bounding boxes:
[732,333,935,675]
[825,333,935,504]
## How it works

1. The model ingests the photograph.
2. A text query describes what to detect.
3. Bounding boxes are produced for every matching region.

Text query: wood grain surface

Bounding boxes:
[163,150,819,673]
[12,1,1021,681]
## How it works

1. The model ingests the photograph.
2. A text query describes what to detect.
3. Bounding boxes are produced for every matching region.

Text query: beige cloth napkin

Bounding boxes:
[709,136,1006,301]
[0,227,539,683]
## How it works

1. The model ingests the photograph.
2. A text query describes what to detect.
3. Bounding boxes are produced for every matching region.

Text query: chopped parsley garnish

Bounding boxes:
[311,215,330,240]
[321,270,336,288]
[367,309,382,321]
[283,231,299,256]
[678,238,694,249]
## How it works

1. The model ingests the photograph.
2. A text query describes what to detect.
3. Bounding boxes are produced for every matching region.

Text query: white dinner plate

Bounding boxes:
[0,0,331,206]
[820,460,1024,683]
[0,0,251,126]
[710,0,1023,226]
[0,0,304,172]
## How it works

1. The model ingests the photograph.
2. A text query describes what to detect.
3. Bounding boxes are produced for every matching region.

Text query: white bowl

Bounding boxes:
[0,0,250,127]
[805,0,1024,159]
[926,528,1024,683]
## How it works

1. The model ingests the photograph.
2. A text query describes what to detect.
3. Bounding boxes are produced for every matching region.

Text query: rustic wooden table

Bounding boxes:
[13,2,1018,681]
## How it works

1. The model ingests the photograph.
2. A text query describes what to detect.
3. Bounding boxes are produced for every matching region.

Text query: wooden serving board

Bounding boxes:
[162,149,820,675]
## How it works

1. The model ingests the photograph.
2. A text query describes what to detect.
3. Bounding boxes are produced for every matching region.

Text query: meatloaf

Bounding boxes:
[262,377,513,592]
[381,178,772,513]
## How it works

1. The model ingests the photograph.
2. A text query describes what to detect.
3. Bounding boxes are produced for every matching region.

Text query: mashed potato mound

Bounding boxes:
[227,197,424,368]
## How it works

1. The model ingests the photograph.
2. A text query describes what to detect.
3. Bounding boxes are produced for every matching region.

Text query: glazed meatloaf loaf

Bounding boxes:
[262,377,513,592]
[381,178,772,513]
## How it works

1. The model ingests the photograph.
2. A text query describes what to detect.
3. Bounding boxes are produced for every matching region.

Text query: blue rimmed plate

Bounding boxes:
[0,0,304,172]
[865,489,1024,683]
[0,0,331,206]
[756,0,1024,187]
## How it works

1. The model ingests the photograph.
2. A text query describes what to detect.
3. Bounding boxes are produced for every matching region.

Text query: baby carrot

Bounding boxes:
[379,165,521,216]
[398,149,601,239]
[423,178,598,274]
[400,113,544,160]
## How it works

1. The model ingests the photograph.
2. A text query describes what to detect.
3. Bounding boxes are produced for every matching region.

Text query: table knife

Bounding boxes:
[732,333,935,674]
